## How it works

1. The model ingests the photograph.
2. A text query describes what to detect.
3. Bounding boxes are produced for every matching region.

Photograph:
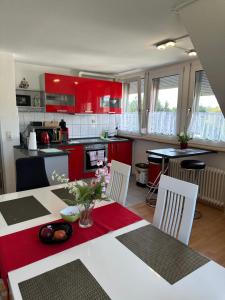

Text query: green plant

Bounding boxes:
[177,132,192,143]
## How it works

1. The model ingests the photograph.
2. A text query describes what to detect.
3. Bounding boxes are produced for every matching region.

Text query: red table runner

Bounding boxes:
[0,202,141,284]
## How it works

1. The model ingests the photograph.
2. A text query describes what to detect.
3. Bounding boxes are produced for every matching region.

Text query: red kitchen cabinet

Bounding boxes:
[108,141,132,165]
[98,81,122,114]
[44,73,76,114]
[59,145,84,181]
[74,77,98,114]
[75,77,122,114]
[45,73,75,95]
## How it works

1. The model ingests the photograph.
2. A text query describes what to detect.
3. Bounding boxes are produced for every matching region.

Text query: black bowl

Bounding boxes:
[39,222,73,244]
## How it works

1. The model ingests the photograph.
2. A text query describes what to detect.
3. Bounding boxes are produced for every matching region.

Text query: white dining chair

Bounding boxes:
[153,174,198,245]
[106,160,131,206]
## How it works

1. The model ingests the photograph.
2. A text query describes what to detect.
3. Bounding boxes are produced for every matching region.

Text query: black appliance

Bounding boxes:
[84,144,108,173]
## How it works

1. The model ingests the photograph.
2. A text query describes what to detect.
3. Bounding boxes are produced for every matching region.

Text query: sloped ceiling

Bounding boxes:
[176,0,225,115]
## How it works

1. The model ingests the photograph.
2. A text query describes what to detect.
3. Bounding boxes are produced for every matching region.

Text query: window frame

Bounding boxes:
[120,76,143,134]
[146,64,185,139]
[187,61,225,148]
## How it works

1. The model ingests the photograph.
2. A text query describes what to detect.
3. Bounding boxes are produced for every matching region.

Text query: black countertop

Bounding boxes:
[14,136,131,158]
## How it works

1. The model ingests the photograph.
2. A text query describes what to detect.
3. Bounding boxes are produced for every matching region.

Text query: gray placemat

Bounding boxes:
[0,196,50,225]
[116,224,209,284]
[51,188,74,203]
[19,259,110,300]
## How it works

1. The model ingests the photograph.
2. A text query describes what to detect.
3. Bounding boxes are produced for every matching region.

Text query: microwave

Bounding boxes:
[16,94,31,106]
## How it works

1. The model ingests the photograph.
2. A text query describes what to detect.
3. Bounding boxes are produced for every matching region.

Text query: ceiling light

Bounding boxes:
[166,40,176,47]
[156,43,166,50]
[74,81,79,85]
[53,79,60,83]
[188,50,197,57]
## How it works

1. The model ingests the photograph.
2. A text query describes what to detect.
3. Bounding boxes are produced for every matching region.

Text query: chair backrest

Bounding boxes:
[153,174,198,245]
[106,160,131,206]
[16,157,49,192]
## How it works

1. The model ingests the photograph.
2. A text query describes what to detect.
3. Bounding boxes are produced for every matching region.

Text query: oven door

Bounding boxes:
[84,144,108,173]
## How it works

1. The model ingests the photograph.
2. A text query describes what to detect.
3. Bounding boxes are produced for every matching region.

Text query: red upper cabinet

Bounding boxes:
[44,73,76,114]
[75,77,122,114]
[44,73,74,95]
[74,77,98,114]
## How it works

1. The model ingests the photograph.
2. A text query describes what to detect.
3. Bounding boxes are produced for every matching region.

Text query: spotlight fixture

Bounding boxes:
[156,43,166,50]
[187,50,197,57]
[53,78,60,83]
[166,40,176,48]
[156,40,176,50]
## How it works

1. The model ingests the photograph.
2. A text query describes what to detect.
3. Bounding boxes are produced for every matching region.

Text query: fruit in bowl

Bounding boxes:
[60,206,80,223]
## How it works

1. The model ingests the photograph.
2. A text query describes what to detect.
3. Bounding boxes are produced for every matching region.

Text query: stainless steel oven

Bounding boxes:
[84,144,108,173]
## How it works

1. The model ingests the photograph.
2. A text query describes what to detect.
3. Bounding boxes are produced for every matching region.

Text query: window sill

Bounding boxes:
[118,131,225,153]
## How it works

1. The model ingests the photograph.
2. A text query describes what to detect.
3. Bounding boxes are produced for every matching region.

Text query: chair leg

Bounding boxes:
[146,164,169,208]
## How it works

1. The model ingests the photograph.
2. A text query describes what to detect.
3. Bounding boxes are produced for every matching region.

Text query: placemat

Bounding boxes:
[116,224,209,284]
[51,188,74,203]
[0,196,50,225]
[19,259,110,300]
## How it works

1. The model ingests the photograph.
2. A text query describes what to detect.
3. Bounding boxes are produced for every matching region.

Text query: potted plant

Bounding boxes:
[52,161,111,228]
[177,132,192,149]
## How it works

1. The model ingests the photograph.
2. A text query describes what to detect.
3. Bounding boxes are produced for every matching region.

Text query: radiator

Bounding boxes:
[168,160,225,209]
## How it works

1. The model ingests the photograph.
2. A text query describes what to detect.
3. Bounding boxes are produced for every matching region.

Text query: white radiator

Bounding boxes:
[168,160,225,208]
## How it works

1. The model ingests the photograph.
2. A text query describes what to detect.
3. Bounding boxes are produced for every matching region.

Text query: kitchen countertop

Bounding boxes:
[14,136,131,158]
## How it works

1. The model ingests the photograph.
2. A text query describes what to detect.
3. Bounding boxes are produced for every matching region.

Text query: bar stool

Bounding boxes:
[146,155,169,207]
[180,159,206,219]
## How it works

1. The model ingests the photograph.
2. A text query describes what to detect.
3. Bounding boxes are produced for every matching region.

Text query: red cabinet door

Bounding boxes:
[59,145,84,181]
[74,77,98,114]
[45,73,75,95]
[109,82,122,114]
[108,141,132,165]
[45,73,76,113]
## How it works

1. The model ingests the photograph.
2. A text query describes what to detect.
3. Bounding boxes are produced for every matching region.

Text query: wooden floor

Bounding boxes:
[130,202,225,267]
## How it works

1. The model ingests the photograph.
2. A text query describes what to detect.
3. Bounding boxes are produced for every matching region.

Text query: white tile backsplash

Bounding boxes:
[18,112,117,138]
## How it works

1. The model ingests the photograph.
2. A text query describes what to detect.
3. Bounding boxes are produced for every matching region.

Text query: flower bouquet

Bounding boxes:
[52,160,111,228]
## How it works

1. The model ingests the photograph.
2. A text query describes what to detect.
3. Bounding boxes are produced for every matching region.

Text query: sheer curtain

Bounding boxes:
[188,70,225,142]
[119,81,140,134]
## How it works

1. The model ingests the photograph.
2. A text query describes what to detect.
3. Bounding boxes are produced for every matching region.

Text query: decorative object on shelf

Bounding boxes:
[19,78,29,89]
[52,161,111,228]
[177,132,192,149]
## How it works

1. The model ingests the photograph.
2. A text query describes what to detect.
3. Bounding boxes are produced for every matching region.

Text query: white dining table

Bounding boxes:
[0,184,225,300]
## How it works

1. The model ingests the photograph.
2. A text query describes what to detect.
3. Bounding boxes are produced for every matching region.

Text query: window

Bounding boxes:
[188,70,225,142]
[119,79,144,133]
[148,74,179,135]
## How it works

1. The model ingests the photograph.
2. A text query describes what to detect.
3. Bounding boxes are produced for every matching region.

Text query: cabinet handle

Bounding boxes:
[85,110,93,113]
[108,112,115,114]
[57,109,67,113]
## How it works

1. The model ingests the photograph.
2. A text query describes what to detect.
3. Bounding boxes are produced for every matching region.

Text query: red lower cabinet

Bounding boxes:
[59,145,84,181]
[108,141,132,165]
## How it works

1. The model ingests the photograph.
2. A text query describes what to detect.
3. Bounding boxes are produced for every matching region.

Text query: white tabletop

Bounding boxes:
[1,185,225,300]
[0,183,110,236]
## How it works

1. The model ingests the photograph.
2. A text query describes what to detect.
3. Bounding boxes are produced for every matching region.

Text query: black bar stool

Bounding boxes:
[146,155,169,207]
[180,159,206,219]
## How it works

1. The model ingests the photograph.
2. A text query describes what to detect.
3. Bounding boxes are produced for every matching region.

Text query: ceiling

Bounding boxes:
[0,0,195,74]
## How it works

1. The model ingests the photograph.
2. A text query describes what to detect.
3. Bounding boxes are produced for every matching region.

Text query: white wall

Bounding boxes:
[0,53,20,192]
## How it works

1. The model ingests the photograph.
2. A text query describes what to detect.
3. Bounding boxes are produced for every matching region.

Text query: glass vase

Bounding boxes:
[78,203,94,228]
